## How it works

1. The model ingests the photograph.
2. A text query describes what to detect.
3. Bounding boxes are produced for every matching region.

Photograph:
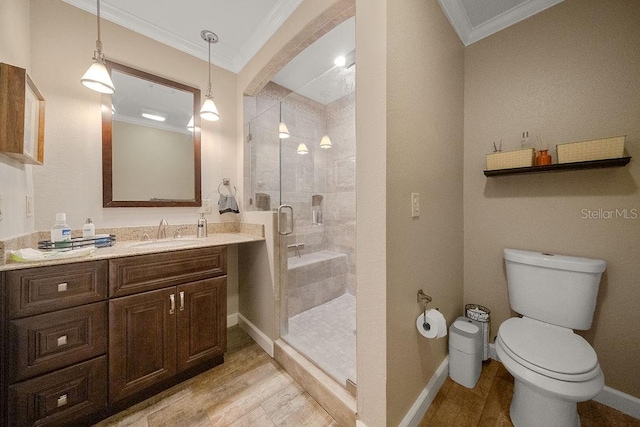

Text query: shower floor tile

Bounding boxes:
[283,293,356,387]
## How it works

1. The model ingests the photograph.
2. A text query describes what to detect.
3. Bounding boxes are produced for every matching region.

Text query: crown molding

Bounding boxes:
[62,0,235,72]
[233,0,304,72]
[438,0,564,46]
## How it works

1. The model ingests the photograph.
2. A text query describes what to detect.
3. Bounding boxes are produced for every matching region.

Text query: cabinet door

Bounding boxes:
[109,288,176,402]
[177,277,226,372]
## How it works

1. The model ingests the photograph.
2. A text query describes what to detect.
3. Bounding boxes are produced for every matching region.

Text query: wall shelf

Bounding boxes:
[484,157,631,177]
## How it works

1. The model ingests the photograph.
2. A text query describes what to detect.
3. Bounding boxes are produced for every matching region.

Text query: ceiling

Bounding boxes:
[63,0,563,91]
[438,0,564,45]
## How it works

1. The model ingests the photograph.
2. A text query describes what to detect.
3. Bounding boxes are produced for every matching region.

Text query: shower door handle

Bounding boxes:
[278,204,294,235]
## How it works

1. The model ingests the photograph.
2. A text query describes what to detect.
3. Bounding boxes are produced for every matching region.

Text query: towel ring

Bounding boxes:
[218,181,237,196]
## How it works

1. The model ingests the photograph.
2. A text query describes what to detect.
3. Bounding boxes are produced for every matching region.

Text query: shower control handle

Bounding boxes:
[278,205,294,235]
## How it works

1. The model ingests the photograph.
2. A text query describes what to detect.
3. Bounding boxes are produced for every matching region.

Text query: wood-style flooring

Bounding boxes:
[96,326,639,427]
[94,326,339,427]
[420,359,640,427]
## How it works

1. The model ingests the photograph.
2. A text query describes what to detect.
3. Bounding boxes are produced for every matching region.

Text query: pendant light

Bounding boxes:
[81,0,115,94]
[278,122,290,138]
[278,101,290,138]
[319,134,332,149]
[200,30,220,121]
[297,142,309,155]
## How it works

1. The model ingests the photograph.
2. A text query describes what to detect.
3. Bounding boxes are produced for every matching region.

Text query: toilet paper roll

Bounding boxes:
[416,309,447,339]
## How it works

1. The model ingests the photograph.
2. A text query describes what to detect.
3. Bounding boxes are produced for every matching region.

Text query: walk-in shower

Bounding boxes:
[243,17,356,392]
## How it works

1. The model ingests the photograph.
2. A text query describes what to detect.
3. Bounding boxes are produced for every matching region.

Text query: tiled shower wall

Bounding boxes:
[243,82,356,295]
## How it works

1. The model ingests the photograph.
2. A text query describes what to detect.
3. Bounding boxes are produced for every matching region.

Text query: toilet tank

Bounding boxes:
[504,248,606,330]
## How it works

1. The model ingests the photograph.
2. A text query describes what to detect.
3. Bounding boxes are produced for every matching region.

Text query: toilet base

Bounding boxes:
[511,379,580,427]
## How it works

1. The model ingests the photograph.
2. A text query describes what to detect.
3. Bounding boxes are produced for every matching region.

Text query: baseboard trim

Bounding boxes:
[399,356,449,427]
[489,343,640,420]
[594,386,640,420]
[227,312,238,327]
[237,313,274,357]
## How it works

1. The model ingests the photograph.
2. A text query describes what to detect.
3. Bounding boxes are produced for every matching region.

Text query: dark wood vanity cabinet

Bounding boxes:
[1,245,227,426]
[2,261,109,426]
[108,247,227,403]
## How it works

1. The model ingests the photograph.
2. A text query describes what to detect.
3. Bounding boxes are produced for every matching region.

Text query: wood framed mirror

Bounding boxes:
[102,60,201,207]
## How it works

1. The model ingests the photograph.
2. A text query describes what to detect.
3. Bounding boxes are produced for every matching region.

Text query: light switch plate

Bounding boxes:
[26,195,33,218]
[202,199,212,214]
[0,193,3,221]
[411,193,420,218]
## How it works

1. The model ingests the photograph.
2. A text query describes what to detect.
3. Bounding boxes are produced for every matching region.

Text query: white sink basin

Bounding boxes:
[132,239,201,249]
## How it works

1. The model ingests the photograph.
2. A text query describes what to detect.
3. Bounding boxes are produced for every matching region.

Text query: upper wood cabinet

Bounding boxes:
[0,63,45,165]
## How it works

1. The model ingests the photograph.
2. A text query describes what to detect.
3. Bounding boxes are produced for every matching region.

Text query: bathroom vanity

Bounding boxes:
[0,234,256,426]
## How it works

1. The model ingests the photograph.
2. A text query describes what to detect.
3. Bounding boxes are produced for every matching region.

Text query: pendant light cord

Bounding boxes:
[206,37,212,97]
[94,0,104,62]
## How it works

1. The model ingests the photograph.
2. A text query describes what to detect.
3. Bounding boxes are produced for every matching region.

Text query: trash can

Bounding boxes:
[449,316,483,389]
[465,304,491,361]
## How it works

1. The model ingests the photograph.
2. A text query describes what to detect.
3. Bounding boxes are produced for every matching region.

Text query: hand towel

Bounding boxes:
[218,194,240,214]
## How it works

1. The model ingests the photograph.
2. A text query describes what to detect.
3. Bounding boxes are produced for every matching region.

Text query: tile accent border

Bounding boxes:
[398,356,450,427]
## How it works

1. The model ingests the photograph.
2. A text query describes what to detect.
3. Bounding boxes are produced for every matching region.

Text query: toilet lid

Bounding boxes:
[499,318,598,378]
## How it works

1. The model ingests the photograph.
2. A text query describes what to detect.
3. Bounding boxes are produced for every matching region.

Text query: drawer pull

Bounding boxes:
[57,394,68,407]
[179,291,185,311]
[57,283,68,292]
[57,335,68,346]
[169,294,175,314]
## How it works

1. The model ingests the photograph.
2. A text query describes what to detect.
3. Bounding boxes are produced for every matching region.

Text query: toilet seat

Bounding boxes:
[498,317,599,382]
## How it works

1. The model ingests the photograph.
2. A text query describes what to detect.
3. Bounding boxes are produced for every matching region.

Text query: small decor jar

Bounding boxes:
[536,149,552,166]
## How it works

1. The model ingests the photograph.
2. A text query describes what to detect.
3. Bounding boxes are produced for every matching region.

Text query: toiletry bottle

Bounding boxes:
[51,213,72,248]
[197,213,207,238]
[83,218,96,239]
[520,131,532,150]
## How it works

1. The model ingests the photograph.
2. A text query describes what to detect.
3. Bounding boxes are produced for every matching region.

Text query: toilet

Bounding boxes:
[496,248,606,427]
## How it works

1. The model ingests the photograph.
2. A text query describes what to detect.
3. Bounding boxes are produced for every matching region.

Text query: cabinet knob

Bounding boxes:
[57,282,68,292]
[57,394,68,407]
[57,335,67,346]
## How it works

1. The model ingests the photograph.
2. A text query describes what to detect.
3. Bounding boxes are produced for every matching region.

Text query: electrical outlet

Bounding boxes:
[0,193,3,221]
[26,195,33,218]
[411,193,420,218]
[202,199,212,214]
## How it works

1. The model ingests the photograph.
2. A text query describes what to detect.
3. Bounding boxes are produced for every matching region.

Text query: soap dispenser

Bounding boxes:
[82,218,96,239]
[197,213,207,238]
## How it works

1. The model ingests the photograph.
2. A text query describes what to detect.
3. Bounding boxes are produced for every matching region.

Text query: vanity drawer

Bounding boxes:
[8,302,107,383]
[8,356,107,427]
[109,246,227,297]
[7,260,108,319]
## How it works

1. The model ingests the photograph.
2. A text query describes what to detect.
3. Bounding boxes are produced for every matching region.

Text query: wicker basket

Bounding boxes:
[556,136,625,164]
[486,148,535,170]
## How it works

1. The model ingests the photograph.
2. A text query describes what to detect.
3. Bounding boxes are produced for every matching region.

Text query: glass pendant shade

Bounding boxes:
[200,97,220,121]
[81,60,115,94]
[320,134,332,149]
[279,122,290,138]
[187,116,195,131]
[297,142,309,154]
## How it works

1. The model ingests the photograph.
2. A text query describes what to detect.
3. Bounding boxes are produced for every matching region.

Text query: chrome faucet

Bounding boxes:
[157,219,168,239]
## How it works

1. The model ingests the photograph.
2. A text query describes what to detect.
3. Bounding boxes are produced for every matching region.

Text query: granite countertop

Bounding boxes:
[0,223,265,272]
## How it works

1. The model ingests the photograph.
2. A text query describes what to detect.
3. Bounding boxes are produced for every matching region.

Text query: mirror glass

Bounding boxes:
[102,61,201,207]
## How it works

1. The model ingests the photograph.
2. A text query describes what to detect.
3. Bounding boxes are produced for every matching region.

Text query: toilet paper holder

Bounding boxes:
[417,289,437,330]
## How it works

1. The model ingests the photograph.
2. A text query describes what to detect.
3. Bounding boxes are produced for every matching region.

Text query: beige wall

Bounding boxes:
[29,0,237,230]
[385,0,465,424]
[0,0,35,239]
[355,0,388,423]
[464,0,640,398]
